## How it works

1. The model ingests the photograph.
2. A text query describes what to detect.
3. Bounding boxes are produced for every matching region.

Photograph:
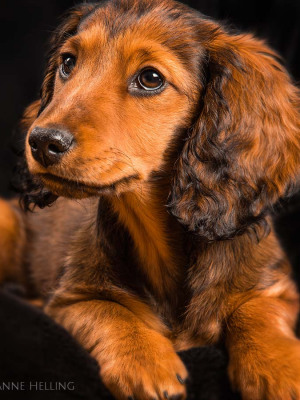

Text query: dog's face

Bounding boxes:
[23,0,300,240]
[25,0,201,197]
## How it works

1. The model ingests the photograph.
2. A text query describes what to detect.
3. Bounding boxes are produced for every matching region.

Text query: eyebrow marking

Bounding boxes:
[61,36,81,51]
[77,2,109,33]
[124,48,153,65]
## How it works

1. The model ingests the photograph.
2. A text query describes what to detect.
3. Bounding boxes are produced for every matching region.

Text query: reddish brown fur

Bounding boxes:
[1,0,300,399]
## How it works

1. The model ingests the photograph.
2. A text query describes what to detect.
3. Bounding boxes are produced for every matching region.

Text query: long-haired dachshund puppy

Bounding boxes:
[1,0,300,399]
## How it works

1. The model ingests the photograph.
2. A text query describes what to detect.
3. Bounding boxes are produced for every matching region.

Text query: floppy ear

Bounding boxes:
[39,4,96,112]
[169,25,300,241]
[12,99,57,210]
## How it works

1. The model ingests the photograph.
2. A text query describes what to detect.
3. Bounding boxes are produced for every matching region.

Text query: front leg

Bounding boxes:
[46,292,187,400]
[226,282,300,400]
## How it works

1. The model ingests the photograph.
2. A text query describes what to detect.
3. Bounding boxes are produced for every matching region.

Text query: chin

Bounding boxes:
[39,172,140,199]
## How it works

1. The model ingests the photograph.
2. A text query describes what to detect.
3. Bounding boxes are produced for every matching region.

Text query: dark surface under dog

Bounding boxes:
[1,286,299,400]
[0,288,239,400]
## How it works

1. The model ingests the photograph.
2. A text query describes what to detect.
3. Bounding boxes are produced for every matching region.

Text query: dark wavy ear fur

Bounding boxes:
[12,4,97,210]
[11,100,58,211]
[169,24,300,241]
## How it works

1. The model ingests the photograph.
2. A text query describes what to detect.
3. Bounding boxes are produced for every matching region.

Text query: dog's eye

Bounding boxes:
[137,69,164,91]
[59,54,76,79]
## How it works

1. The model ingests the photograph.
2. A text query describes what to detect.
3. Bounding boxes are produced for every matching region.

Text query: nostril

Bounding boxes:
[47,136,74,154]
[30,141,38,151]
[48,143,63,154]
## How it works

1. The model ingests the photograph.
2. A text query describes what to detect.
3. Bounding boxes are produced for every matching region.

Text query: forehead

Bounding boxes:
[72,0,202,71]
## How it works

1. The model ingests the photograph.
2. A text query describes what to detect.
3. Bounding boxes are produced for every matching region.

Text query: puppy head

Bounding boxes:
[24,0,202,199]
[22,0,300,239]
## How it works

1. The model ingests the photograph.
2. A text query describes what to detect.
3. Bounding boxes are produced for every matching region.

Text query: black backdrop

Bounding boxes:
[0,0,300,278]
[0,2,300,398]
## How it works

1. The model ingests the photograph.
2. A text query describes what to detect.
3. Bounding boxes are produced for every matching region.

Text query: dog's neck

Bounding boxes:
[110,182,187,300]
[107,183,280,345]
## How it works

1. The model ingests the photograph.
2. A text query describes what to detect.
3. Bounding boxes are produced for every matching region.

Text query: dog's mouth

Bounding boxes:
[38,173,139,198]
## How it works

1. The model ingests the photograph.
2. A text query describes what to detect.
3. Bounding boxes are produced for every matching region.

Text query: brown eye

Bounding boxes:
[59,54,76,79]
[137,69,164,90]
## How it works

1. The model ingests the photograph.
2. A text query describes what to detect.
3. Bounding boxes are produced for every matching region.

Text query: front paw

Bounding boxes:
[229,337,300,400]
[93,329,188,400]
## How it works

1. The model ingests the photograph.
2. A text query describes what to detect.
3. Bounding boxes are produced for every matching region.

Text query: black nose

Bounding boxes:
[29,127,74,167]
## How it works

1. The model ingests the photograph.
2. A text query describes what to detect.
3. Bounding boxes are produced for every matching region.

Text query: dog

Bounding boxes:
[1,0,300,399]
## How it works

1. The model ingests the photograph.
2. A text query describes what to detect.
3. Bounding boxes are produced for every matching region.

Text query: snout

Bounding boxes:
[29,127,74,168]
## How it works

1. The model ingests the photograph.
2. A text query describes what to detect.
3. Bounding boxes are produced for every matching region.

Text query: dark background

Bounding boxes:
[0,0,300,277]
[0,1,299,398]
